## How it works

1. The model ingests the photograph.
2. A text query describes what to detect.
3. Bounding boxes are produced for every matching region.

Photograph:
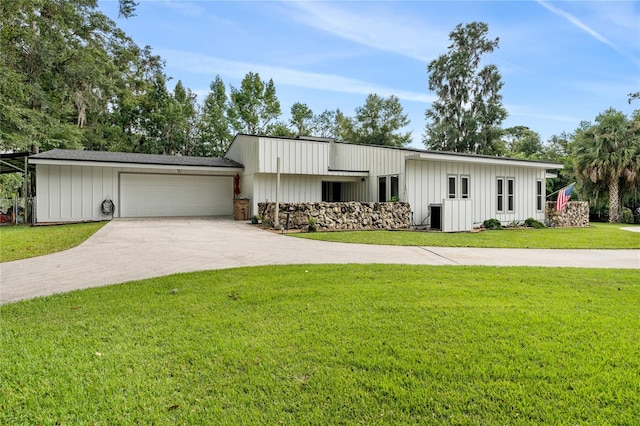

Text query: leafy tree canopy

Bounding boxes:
[572,108,640,223]
[424,22,507,155]
[348,94,411,147]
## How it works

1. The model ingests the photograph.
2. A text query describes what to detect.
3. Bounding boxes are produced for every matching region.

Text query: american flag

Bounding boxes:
[556,183,575,212]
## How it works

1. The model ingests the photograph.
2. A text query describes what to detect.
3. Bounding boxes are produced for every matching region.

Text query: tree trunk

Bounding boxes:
[608,179,620,223]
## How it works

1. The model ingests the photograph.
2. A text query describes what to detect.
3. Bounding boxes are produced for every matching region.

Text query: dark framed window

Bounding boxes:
[448,176,457,199]
[497,178,504,212]
[322,182,342,202]
[461,176,470,199]
[507,178,515,212]
[536,180,543,211]
[390,176,399,200]
[378,176,387,202]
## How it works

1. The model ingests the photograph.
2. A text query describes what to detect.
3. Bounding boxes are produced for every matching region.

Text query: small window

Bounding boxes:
[536,180,543,211]
[497,178,504,212]
[390,176,399,200]
[378,176,387,202]
[448,176,457,199]
[322,181,342,202]
[461,176,470,199]
[507,178,515,212]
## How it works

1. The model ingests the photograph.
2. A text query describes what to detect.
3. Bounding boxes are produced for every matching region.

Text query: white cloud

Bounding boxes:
[158,49,436,103]
[276,1,448,62]
[536,1,617,49]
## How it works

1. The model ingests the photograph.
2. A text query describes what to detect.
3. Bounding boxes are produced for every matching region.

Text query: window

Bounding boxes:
[448,176,457,199]
[497,178,504,212]
[507,178,515,212]
[461,176,470,199]
[378,176,387,202]
[390,176,399,200]
[322,182,342,202]
[536,180,543,211]
[379,175,399,202]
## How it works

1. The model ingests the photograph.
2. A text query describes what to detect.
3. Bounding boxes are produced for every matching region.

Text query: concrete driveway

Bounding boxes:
[1,217,639,304]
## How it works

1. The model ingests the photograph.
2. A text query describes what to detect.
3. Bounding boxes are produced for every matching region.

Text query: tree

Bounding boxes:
[424,22,507,155]
[228,72,281,135]
[503,126,541,158]
[289,103,314,136]
[197,75,233,156]
[348,94,411,147]
[542,132,575,194]
[0,0,164,153]
[118,0,139,18]
[310,109,342,139]
[266,121,296,137]
[573,108,640,223]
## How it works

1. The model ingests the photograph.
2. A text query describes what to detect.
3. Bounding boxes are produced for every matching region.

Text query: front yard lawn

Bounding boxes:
[1,264,638,424]
[0,221,107,262]
[293,222,640,249]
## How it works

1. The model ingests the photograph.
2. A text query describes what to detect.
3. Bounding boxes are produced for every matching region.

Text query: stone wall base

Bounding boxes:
[257,202,411,231]
[546,201,589,227]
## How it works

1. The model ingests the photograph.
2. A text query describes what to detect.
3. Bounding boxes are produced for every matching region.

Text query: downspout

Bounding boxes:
[274,157,280,227]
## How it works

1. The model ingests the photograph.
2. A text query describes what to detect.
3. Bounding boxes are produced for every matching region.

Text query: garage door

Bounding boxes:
[120,173,233,217]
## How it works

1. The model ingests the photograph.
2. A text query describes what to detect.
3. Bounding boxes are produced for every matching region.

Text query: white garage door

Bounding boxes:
[120,173,233,217]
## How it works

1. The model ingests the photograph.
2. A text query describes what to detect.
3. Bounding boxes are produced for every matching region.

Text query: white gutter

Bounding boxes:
[29,158,243,173]
[405,153,563,169]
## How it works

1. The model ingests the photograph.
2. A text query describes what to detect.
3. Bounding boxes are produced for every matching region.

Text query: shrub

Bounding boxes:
[635,207,640,224]
[308,216,317,232]
[524,217,545,229]
[482,218,502,230]
[621,208,634,224]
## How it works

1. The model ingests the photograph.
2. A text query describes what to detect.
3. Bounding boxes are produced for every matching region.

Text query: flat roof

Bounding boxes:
[30,149,244,169]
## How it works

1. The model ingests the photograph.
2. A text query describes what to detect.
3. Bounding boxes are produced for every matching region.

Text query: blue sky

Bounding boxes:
[99,0,640,149]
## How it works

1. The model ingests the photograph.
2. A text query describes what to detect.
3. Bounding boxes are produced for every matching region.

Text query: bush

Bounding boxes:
[524,217,545,229]
[482,218,502,230]
[635,207,640,224]
[621,208,634,224]
[308,216,317,232]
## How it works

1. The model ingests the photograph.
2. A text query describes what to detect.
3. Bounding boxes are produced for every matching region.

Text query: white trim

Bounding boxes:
[29,158,242,173]
[406,153,562,169]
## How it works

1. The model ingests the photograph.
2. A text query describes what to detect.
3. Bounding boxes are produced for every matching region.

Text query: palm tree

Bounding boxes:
[573,108,640,223]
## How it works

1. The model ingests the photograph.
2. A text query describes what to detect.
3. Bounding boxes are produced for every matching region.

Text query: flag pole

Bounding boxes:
[546,182,576,199]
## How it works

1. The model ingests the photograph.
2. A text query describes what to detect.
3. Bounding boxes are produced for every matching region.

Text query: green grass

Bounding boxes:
[1,264,638,424]
[294,222,640,249]
[0,221,107,262]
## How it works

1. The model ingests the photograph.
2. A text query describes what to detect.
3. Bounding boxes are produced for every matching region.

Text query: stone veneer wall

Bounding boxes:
[257,202,411,231]
[546,201,589,227]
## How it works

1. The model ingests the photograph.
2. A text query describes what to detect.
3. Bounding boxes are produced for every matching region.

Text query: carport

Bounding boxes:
[29,150,244,223]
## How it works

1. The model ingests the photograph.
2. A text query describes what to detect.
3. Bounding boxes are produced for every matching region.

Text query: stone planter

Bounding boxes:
[257,201,411,231]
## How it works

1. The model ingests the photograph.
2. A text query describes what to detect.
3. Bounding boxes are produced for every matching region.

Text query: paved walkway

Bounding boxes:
[1,218,638,304]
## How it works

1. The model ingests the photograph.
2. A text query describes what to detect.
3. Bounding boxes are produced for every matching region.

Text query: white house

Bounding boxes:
[30,134,562,231]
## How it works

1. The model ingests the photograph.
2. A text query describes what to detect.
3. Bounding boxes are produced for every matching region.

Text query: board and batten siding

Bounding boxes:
[257,137,329,175]
[35,164,237,223]
[406,159,548,227]
[225,135,259,174]
[36,164,117,222]
[252,174,322,209]
[332,143,408,201]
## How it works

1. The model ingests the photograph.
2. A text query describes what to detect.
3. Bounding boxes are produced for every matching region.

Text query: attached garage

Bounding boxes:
[29,150,243,223]
[120,173,233,218]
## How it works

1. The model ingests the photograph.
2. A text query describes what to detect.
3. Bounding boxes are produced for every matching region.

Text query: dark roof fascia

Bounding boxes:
[29,149,244,169]
[228,133,562,169]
